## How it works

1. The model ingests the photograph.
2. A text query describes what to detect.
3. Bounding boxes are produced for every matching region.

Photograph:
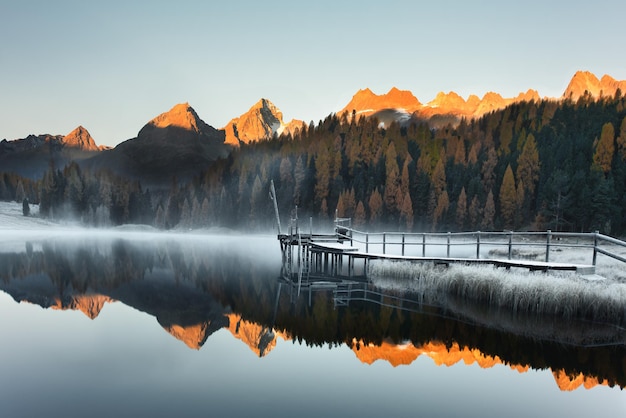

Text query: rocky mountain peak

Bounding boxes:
[340,87,422,116]
[136,102,222,142]
[223,98,298,146]
[62,125,100,151]
[562,70,626,100]
[141,103,203,134]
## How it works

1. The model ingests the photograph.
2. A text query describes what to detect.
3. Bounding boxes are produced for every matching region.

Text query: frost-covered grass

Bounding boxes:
[369,260,626,324]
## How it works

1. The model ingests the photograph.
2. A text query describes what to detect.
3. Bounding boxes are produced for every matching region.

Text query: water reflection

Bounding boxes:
[1,232,625,393]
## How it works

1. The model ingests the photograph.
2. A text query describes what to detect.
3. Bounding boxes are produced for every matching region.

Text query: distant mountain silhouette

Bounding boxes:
[0,126,104,179]
[85,103,231,187]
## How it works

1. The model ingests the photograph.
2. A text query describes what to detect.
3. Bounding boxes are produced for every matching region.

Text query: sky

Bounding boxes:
[2,0,625,148]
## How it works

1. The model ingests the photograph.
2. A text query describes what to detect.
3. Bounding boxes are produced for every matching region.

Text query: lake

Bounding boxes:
[0,230,624,417]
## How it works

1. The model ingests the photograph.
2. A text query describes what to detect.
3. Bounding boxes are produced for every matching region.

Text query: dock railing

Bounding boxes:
[333,223,626,268]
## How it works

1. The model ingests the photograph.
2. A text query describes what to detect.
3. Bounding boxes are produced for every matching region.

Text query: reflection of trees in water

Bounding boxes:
[1,238,624,388]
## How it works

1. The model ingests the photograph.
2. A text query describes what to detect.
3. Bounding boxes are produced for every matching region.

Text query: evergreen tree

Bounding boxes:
[617,116,626,161]
[399,191,414,230]
[456,187,467,231]
[354,201,366,228]
[482,190,495,230]
[515,133,540,198]
[368,188,383,224]
[593,122,615,174]
[469,195,481,229]
[15,180,25,204]
[499,165,517,229]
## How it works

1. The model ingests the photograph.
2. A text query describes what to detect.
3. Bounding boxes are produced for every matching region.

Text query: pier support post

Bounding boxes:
[476,231,481,259]
[508,231,513,260]
[545,230,551,263]
[593,230,599,266]
[447,232,451,258]
[383,233,386,254]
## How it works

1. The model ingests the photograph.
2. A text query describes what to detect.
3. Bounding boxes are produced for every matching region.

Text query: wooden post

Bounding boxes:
[476,231,481,259]
[422,234,426,257]
[402,234,405,256]
[447,232,451,258]
[508,231,513,260]
[383,233,386,254]
[366,233,369,253]
[545,230,551,263]
[592,232,598,266]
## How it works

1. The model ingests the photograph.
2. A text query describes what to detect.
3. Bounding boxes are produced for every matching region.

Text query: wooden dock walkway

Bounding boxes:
[278,220,626,285]
[270,185,625,285]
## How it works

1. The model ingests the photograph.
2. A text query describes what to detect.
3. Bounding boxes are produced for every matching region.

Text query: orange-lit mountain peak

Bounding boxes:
[226,313,281,357]
[562,70,626,100]
[222,98,295,146]
[515,89,541,102]
[384,87,421,107]
[50,294,113,319]
[145,102,200,132]
[552,369,609,391]
[340,87,422,116]
[352,339,504,370]
[162,322,211,350]
[427,91,468,110]
[62,125,101,151]
[139,103,204,135]
[351,339,422,367]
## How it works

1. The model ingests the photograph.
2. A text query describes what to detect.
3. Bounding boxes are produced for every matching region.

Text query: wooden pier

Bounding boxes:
[277,215,626,288]
[270,182,626,290]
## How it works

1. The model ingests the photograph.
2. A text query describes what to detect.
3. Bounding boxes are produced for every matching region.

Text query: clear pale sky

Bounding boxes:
[2,0,625,147]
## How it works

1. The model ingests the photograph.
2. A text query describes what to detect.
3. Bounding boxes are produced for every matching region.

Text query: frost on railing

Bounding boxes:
[331,224,626,269]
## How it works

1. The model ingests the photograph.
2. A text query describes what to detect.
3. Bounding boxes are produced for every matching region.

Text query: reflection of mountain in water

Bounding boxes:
[0,234,624,390]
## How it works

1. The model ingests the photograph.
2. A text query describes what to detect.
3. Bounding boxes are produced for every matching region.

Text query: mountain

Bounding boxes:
[86,103,231,187]
[340,87,422,117]
[563,70,626,100]
[223,98,304,146]
[340,86,543,128]
[62,125,106,151]
[0,126,104,179]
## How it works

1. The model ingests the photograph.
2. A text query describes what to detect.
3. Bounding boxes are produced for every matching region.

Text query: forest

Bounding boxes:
[2,92,626,235]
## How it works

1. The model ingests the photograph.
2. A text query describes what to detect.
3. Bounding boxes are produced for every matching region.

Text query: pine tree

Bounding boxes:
[593,122,615,174]
[482,190,495,230]
[469,195,481,229]
[15,180,25,204]
[456,187,467,231]
[383,143,400,216]
[499,165,517,229]
[617,116,626,161]
[399,191,414,230]
[433,190,449,231]
[481,148,497,193]
[368,188,383,224]
[293,155,306,205]
[354,201,366,228]
[515,133,540,197]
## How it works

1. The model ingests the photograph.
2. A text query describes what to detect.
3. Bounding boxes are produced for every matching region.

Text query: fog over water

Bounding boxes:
[0,201,625,417]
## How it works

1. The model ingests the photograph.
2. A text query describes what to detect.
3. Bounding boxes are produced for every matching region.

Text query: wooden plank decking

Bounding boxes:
[308,241,595,273]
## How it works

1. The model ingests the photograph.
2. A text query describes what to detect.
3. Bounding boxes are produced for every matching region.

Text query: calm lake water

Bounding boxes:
[0,230,624,417]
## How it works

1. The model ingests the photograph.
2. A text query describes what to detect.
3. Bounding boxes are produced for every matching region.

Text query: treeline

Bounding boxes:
[4,92,626,235]
[196,93,626,234]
